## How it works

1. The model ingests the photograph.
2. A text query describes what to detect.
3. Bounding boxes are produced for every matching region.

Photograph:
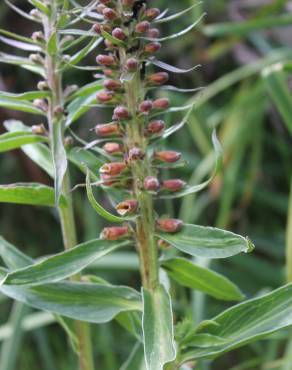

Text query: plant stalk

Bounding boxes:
[286,178,292,283]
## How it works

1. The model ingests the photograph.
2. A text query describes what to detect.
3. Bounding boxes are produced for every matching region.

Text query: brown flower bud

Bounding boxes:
[144,8,161,20]
[156,218,183,233]
[147,28,160,38]
[103,142,123,155]
[144,176,160,191]
[122,0,134,7]
[96,54,115,66]
[147,120,165,135]
[139,100,153,114]
[144,42,161,54]
[128,147,143,161]
[104,39,114,49]
[113,106,130,120]
[162,179,186,192]
[31,124,46,135]
[103,79,122,91]
[94,23,102,34]
[100,162,127,176]
[153,97,169,110]
[116,199,138,216]
[135,21,150,33]
[103,7,118,20]
[100,173,117,186]
[96,4,106,14]
[95,122,120,137]
[126,58,139,72]
[155,151,181,163]
[147,72,169,86]
[100,226,130,240]
[112,28,126,40]
[104,68,115,77]
[96,90,114,103]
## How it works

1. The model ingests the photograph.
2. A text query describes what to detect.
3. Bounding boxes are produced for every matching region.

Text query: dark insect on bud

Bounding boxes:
[103,142,123,155]
[95,122,120,137]
[100,162,127,176]
[154,151,181,163]
[116,199,138,216]
[31,124,46,135]
[147,28,160,38]
[103,79,122,91]
[144,42,161,54]
[128,147,143,161]
[126,58,139,72]
[147,120,165,135]
[147,72,169,86]
[112,28,126,40]
[153,97,169,110]
[156,218,183,233]
[101,226,130,240]
[144,176,160,191]
[96,90,114,103]
[162,179,186,192]
[135,21,150,34]
[96,54,115,66]
[103,7,118,20]
[113,106,130,120]
[144,8,161,21]
[139,100,153,114]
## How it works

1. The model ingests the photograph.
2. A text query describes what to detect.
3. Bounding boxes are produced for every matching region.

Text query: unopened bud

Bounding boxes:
[29,9,42,19]
[144,8,161,20]
[153,97,169,110]
[103,142,123,155]
[94,23,102,34]
[103,79,122,91]
[95,122,120,137]
[144,176,160,191]
[54,105,64,115]
[147,28,160,38]
[135,21,150,33]
[112,106,130,120]
[104,39,114,49]
[104,68,115,77]
[37,81,49,90]
[112,28,126,40]
[162,179,186,192]
[147,120,165,135]
[156,218,183,233]
[29,54,44,64]
[147,72,169,86]
[64,136,74,147]
[100,162,127,176]
[103,7,118,20]
[116,199,138,216]
[33,99,48,112]
[31,124,46,135]
[31,31,44,42]
[128,147,143,161]
[101,226,130,240]
[139,100,153,114]
[155,151,181,163]
[126,58,139,72]
[96,54,116,66]
[96,4,106,14]
[144,42,161,54]
[96,90,114,103]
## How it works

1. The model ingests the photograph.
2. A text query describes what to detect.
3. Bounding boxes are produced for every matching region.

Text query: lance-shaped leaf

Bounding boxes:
[0,34,41,51]
[0,29,39,45]
[1,238,131,286]
[0,183,66,207]
[142,285,176,370]
[148,57,200,74]
[0,91,50,101]
[161,258,244,301]
[28,0,50,15]
[0,237,33,270]
[181,283,292,361]
[4,0,40,22]
[154,2,202,24]
[156,224,254,259]
[0,52,45,76]
[0,131,47,153]
[0,96,44,115]
[68,147,103,180]
[65,37,102,69]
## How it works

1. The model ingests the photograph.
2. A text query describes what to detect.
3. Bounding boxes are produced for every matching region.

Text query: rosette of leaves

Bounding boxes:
[1,1,292,370]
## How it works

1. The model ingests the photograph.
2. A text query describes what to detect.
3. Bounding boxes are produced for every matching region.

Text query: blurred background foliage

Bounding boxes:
[0,0,292,369]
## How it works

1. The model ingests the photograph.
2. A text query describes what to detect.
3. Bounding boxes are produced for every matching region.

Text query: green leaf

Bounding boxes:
[0,236,33,270]
[4,120,54,178]
[120,343,144,370]
[0,183,66,207]
[0,52,45,76]
[0,34,41,51]
[162,258,244,301]
[156,224,255,259]
[0,28,39,45]
[181,283,292,361]
[0,96,44,115]
[0,91,50,101]
[47,31,57,56]
[142,285,176,370]
[0,131,47,153]
[101,29,126,48]
[1,238,130,286]
[154,2,202,24]
[4,0,40,23]
[28,0,50,15]
[65,37,102,69]
[68,146,103,180]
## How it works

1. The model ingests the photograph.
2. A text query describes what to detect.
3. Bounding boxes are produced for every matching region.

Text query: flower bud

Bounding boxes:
[29,9,42,19]
[156,218,183,233]
[100,226,130,240]
[96,90,114,103]
[29,54,44,64]
[144,8,161,20]
[31,31,44,42]
[93,23,102,34]
[104,39,114,49]
[126,58,139,72]
[135,21,150,33]
[153,97,169,110]
[155,151,181,163]
[144,176,160,191]
[139,100,153,114]
[64,136,74,147]
[95,122,120,137]
[100,173,118,186]
[37,81,49,90]
[122,0,134,7]
[103,79,122,91]
[103,142,123,155]
[31,124,46,135]
[33,99,48,112]
[112,28,126,40]
[96,54,115,66]
[162,179,186,192]
[103,7,118,20]
[147,72,169,86]
[147,28,160,38]
[104,68,115,77]
[128,147,143,161]
[116,199,138,216]
[147,120,165,135]
[100,162,127,176]
[113,106,130,120]
[144,42,161,54]
[96,4,106,14]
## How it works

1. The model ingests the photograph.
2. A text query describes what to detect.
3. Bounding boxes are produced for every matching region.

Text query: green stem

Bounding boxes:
[286,178,292,283]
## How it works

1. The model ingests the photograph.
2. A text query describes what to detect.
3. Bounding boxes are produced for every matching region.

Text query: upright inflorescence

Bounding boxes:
[94,0,185,289]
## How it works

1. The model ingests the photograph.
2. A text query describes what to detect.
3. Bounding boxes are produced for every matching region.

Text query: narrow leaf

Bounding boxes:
[149,57,200,74]
[4,0,40,22]
[0,131,47,153]
[0,52,45,76]
[0,96,44,115]
[0,35,41,51]
[0,237,33,270]
[47,31,58,56]
[155,2,202,24]
[28,0,50,15]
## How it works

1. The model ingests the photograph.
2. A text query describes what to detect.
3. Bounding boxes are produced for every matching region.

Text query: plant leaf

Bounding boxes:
[0,131,47,153]
[28,0,50,15]
[162,258,244,301]
[65,37,102,69]
[68,146,103,180]
[148,57,201,74]
[4,0,40,22]
[154,2,202,24]
[156,224,255,259]
[0,96,44,115]
[0,237,33,270]
[142,285,176,370]
[47,31,58,56]
[0,91,50,100]
[0,52,45,76]
[101,29,127,48]
[0,34,41,51]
